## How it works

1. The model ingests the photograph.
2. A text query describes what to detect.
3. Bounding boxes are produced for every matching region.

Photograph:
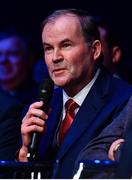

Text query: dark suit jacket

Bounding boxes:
[74,95,132,179]
[0,90,23,160]
[115,129,132,178]
[36,68,132,178]
[113,97,132,178]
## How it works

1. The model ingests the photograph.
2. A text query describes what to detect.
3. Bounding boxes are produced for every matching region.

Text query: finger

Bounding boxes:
[21,123,44,135]
[29,101,43,109]
[23,108,48,123]
[30,109,48,120]
[24,101,44,119]
[23,116,45,127]
[108,138,124,160]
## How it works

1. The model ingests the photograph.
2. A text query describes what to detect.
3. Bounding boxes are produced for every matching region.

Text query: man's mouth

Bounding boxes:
[52,68,66,74]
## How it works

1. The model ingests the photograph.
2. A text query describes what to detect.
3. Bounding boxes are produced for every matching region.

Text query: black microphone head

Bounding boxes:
[38,78,54,112]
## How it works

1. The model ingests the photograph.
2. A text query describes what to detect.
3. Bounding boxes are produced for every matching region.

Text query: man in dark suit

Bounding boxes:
[115,122,132,178]
[74,96,132,178]
[17,9,132,178]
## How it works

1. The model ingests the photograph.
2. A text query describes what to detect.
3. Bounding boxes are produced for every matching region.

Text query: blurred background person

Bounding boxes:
[0,90,23,161]
[0,27,39,109]
[0,89,23,178]
[95,16,122,78]
[95,16,132,85]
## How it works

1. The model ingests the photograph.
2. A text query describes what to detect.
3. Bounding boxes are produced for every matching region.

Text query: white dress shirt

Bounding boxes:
[62,68,101,120]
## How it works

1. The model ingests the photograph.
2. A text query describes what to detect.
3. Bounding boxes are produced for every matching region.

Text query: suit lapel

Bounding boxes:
[56,69,111,160]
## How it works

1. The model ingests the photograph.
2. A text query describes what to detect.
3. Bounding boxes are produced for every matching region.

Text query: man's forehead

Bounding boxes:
[43,15,81,38]
[44,14,80,29]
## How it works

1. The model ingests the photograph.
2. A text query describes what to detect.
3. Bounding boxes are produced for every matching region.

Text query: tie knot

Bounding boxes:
[65,99,79,112]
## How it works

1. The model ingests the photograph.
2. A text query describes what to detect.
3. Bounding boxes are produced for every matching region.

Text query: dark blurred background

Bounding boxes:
[0,0,131,60]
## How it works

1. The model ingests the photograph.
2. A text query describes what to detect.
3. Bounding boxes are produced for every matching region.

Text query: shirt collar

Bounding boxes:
[63,68,101,107]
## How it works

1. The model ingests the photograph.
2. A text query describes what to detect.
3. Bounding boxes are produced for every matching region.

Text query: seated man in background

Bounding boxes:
[74,95,132,178]
[0,28,38,108]
[115,123,132,178]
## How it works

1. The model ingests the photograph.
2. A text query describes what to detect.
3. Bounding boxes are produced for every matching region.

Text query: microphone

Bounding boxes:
[27,78,54,161]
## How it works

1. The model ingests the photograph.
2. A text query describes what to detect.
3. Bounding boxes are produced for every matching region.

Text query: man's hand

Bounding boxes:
[18,101,49,162]
[108,139,125,161]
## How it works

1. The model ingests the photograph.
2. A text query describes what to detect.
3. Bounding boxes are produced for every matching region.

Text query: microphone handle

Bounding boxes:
[27,133,41,161]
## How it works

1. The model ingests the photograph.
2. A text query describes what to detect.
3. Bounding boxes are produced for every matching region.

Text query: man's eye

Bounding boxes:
[44,46,53,52]
[62,43,71,48]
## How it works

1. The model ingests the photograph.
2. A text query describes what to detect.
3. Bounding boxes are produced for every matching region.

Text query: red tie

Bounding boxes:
[58,99,79,143]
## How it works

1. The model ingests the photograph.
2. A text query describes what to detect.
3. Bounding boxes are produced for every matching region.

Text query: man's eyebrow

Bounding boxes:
[60,39,71,44]
[42,42,51,47]
[42,38,72,47]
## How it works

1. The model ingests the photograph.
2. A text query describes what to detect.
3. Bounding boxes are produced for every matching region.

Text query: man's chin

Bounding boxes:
[53,79,68,88]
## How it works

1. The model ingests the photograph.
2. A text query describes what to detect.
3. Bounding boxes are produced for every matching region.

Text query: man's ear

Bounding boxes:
[112,46,122,64]
[91,40,102,61]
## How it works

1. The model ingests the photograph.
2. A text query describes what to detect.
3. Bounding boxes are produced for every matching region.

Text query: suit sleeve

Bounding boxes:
[73,96,132,178]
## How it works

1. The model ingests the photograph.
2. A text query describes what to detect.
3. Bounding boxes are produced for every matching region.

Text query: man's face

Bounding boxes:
[0,37,27,82]
[42,15,96,95]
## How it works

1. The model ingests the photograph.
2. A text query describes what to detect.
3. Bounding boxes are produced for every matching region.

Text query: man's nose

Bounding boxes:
[52,49,63,63]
